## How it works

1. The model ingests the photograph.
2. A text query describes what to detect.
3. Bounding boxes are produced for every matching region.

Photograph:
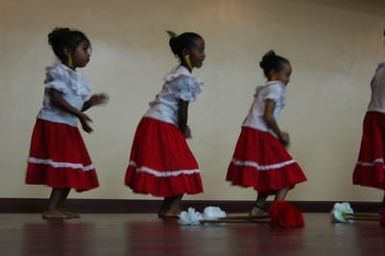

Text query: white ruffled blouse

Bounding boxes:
[144,65,203,125]
[368,62,385,113]
[242,80,286,136]
[37,64,92,127]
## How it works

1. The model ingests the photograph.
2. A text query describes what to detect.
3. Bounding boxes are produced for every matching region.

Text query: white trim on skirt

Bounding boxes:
[129,161,200,177]
[28,157,94,172]
[231,158,296,171]
[356,158,385,167]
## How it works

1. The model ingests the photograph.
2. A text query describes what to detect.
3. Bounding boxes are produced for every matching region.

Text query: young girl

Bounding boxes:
[226,50,307,216]
[125,31,205,218]
[26,27,108,219]
[353,30,385,209]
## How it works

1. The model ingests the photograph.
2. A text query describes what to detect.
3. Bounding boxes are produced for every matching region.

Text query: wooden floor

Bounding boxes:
[0,213,384,256]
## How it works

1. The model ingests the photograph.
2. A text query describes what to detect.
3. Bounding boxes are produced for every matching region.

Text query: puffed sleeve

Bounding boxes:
[44,65,68,93]
[371,62,385,90]
[263,82,284,102]
[169,75,202,102]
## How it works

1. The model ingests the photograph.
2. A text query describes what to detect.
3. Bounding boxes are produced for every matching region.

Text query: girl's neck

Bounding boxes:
[180,62,193,73]
[62,62,76,71]
[267,79,286,86]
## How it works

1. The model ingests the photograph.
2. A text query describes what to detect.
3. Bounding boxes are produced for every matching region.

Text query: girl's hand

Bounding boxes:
[279,132,290,146]
[78,113,93,133]
[88,93,109,107]
[184,126,192,139]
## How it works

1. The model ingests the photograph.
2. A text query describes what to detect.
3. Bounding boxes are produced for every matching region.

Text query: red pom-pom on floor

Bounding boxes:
[268,200,305,228]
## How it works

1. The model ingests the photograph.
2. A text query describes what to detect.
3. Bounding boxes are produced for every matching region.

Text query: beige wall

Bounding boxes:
[1,0,384,201]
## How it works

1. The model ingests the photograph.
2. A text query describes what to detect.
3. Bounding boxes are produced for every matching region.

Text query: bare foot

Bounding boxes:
[59,209,81,219]
[249,206,268,217]
[158,210,180,219]
[42,210,69,220]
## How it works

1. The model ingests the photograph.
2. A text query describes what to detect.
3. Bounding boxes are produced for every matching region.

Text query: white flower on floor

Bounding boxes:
[203,206,226,220]
[178,206,227,225]
[331,202,354,223]
[178,207,203,225]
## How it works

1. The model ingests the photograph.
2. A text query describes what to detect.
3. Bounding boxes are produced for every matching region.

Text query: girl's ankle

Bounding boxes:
[255,201,266,211]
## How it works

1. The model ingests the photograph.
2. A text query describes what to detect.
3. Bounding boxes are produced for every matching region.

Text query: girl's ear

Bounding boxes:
[64,47,72,55]
[181,48,189,57]
[268,70,278,80]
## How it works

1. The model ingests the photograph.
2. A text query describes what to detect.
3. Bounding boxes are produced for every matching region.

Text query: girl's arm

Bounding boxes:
[82,93,108,111]
[263,99,289,146]
[178,99,191,138]
[48,89,93,133]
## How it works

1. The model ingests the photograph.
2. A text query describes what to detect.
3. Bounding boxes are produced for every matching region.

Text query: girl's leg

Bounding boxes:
[158,197,173,217]
[57,188,80,219]
[57,188,70,208]
[250,192,269,216]
[158,195,183,218]
[169,194,183,214]
[275,187,290,201]
[43,188,69,219]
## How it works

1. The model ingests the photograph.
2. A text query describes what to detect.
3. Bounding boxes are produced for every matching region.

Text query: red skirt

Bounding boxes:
[226,127,307,193]
[125,117,203,197]
[26,119,99,192]
[353,112,385,190]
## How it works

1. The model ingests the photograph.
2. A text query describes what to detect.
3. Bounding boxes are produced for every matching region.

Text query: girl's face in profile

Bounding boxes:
[276,63,292,86]
[188,38,206,69]
[72,40,92,68]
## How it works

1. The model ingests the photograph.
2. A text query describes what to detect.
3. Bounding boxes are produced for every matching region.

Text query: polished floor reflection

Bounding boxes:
[0,214,384,256]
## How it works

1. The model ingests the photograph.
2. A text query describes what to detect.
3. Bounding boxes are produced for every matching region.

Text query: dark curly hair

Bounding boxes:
[48,27,90,64]
[168,32,203,58]
[259,50,290,78]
